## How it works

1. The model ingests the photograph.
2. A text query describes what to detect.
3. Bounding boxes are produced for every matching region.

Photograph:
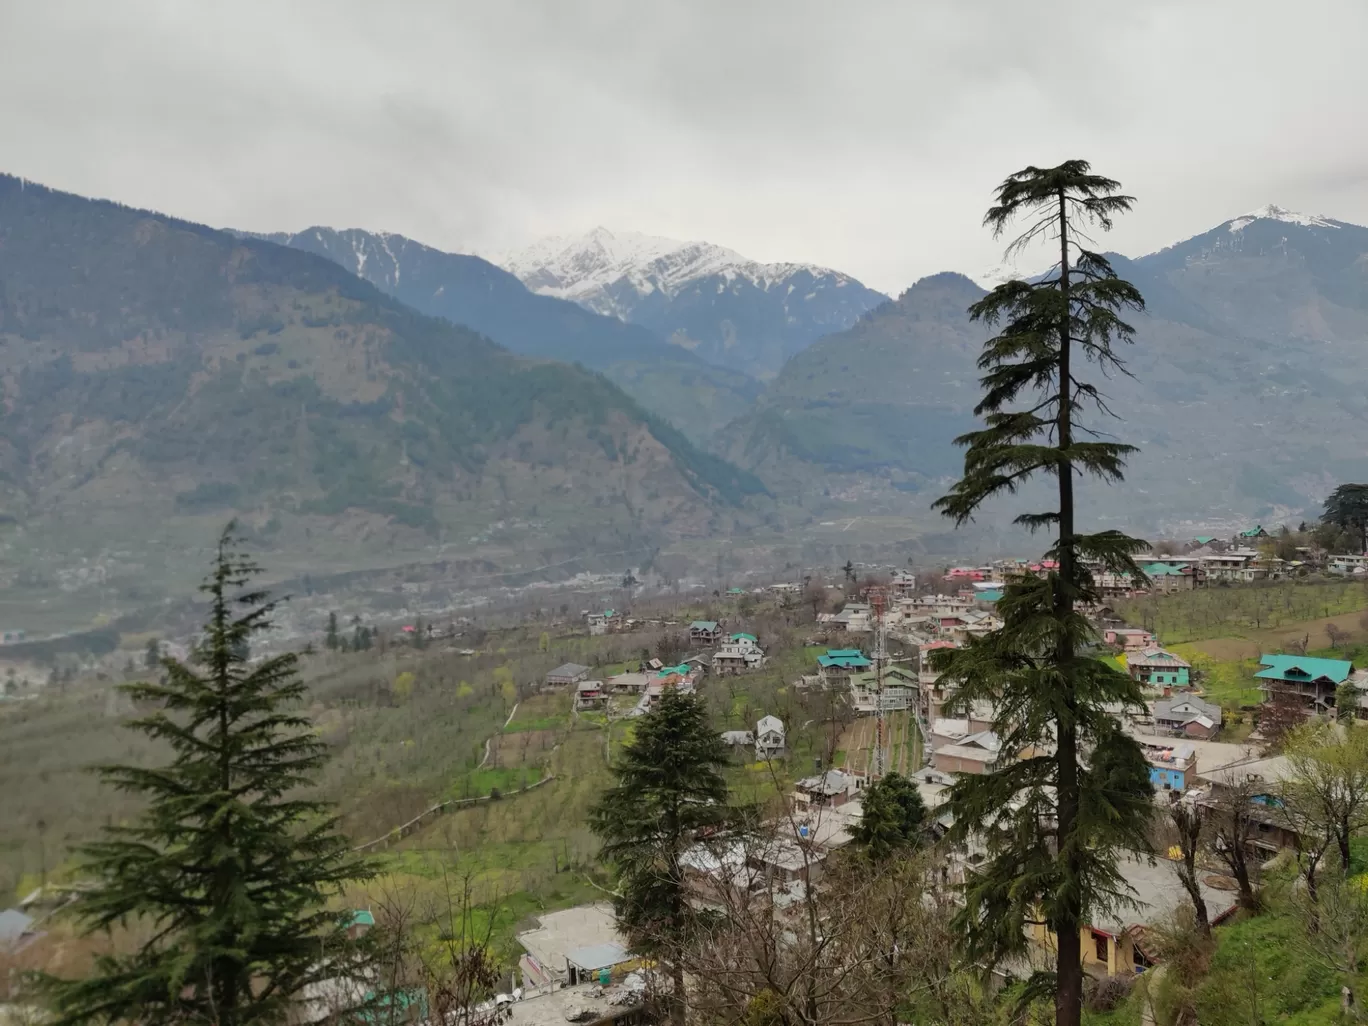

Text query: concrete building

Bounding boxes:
[517,903,636,989]
[1139,740,1198,791]
[1026,855,1237,976]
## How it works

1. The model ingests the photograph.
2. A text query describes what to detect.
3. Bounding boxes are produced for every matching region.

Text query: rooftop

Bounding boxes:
[690,620,719,631]
[796,769,856,797]
[517,903,627,980]
[1131,647,1192,668]
[1201,754,1296,789]
[548,662,591,678]
[566,941,633,972]
[818,649,871,669]
[1255,654,1353,685]
[1141,563,1190,577]
[1090,855,1238,935]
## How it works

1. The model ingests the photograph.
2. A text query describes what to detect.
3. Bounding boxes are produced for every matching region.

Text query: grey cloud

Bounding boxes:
[0,0,1364,294]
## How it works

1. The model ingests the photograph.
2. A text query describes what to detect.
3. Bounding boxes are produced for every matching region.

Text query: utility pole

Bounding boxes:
[869,587,888,779]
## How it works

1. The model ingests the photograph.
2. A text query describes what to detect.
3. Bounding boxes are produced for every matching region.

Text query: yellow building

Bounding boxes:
[1025,855,1238,977]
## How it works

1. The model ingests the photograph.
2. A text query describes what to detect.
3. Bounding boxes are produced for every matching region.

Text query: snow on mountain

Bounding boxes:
[497,227,863,318]
[1227,203,1343,233]
[493,227,889,378]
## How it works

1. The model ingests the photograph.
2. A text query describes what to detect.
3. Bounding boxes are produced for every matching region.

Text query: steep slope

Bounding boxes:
[254,227,760,443]
[0,175,765,613]
[718,273,987,502]
[729,208,1368,532]
[1136,204,1368,342]
[499,227,889,379]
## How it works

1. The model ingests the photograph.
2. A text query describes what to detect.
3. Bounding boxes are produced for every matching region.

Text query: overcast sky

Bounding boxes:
[2,0,1365,294]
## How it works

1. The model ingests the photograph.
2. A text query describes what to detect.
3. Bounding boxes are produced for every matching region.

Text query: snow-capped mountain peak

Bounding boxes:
[1227,204,1341,233]
[495,227,861,311]
[498,226,748,302]
[492,227,889,378]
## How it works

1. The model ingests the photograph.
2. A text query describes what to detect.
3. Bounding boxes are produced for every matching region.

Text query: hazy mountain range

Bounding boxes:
[0,176,766,618]
[721,204,1368,531]
[1,173,1365,621]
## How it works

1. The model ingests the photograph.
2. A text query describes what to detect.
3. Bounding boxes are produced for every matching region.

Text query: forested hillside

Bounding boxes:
[724,209,1368,533]
[0,176,765,620]
[258,227,761,443]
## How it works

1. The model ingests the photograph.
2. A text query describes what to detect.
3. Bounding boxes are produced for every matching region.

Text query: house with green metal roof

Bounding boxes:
[818,649,871,668]
[1255,654,1353,714]
[817,648,871,689]
[1140,562,1196,593]
[732,632,758,644]
[1239,526,1270,540]
[1127,647,1192,688]
[1193,536,1216,546]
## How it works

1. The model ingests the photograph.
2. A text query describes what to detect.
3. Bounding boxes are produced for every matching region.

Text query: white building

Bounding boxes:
[755,715,786,759]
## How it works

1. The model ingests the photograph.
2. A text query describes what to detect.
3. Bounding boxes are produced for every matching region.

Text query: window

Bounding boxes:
[1093,932,1109,962]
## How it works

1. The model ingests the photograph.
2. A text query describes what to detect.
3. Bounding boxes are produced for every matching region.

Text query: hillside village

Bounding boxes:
[387,539,1368,1019]
[9,516,1368,1026]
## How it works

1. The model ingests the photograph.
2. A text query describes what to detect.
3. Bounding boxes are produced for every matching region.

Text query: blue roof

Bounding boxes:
[818,649,871,669]
[1255,654,1352,685]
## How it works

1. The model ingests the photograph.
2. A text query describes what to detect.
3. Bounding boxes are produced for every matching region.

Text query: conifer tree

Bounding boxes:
[37,527,372,1026]
[589,688,732,1026]
[930,161,1154,1026]
[1323,483,1368,552]
[849,771,927,861]
[325,611,340,651]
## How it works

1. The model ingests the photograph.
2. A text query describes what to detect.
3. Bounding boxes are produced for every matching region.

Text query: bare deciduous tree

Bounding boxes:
[1169,800,1210,936]
[1203,780,1262,911]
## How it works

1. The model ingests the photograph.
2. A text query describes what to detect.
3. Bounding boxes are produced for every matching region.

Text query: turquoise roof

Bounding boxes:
[727,587,745,594]
[1142,563,1189,576]
[977,590,1003,603]
[818,649,871,669]
[731,632,757,643]
[1255,654,1352,685]
[691,620,719,631]
[349,909,376,928]
[1194,536,1216,544]
[1239,526,1268,537]
[658,663,692,677]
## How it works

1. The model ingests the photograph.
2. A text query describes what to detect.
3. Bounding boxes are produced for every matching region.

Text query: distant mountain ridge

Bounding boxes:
[0,175,766,613]
[724,205,1368,532]
[254,227,761,442]
[497,227,889,379]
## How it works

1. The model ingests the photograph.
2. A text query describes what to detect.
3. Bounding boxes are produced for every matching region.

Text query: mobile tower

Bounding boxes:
[867,586,889,778]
